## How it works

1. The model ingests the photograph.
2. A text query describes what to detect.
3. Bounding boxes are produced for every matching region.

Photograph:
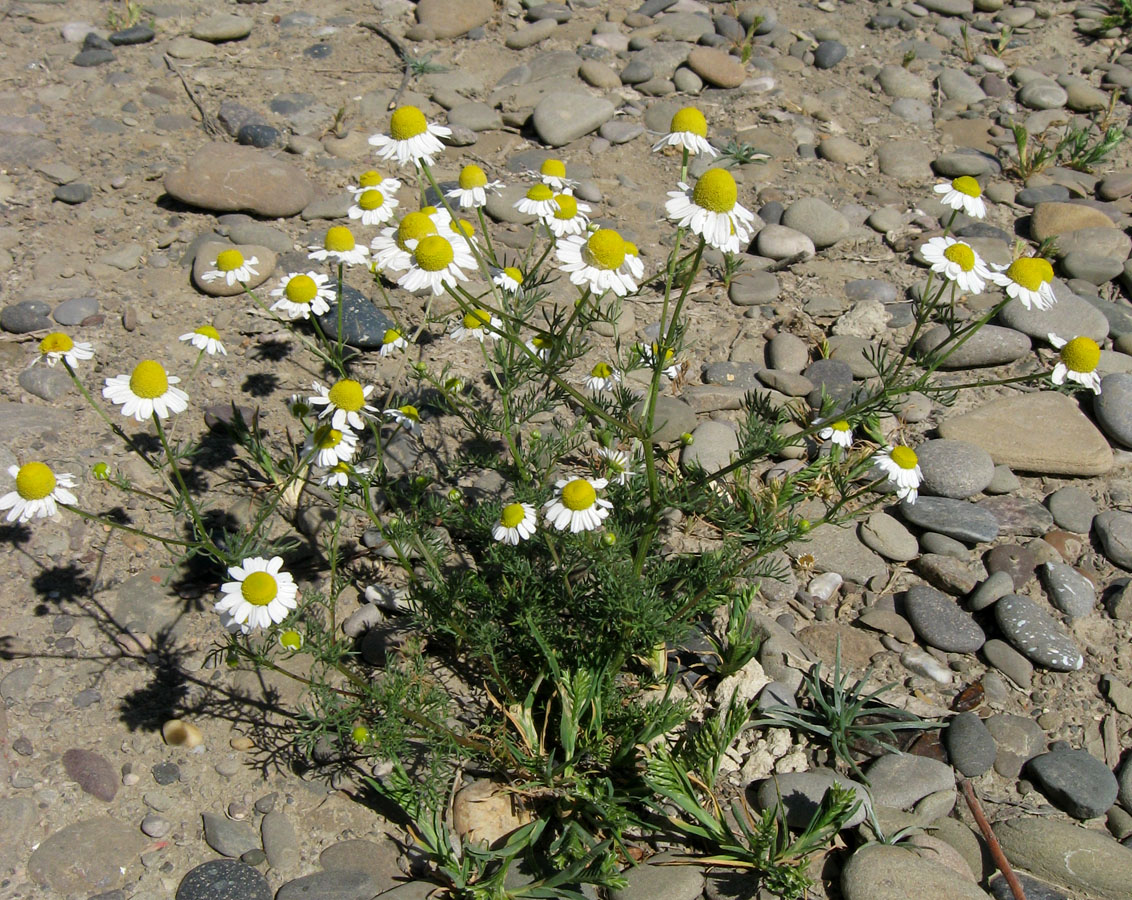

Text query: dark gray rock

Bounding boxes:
[994,594,1083,671]
[803,358,854,407]
[177,860,271,900]
[109,24,155,45]
[18,366,71,401]
[2,301,52,333]
[1040,562,1096,619]
[1094,374,1132,449]
[275,869,385,900]
[751,769,870,829]
[866,753,955,810]
[945,711,996,776]
[988,872,1070,900]
[915,439,994,499]
[316,285,395,350]
[53,182,92,204]
[1027,748,1119,819]
[813,40,847,69]
[237,124,282,148]
[73,49,115,67]
[52,296,98,325]
[903,583,985,653]
[899,496,1000,544]
[1095,510,1132,569]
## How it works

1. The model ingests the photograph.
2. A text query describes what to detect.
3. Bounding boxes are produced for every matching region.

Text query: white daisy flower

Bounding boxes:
[542,193,591,238]
[621,240,645,281]
[309,378,378,431]
[269,271,335,320]
[397,234,476,296]
[920,236,992,295]
[103,360,189,422]
[990,257,1057,311]
[214,556,298,634]
[493,501,537,545]
[585,361,621,392]
[537,158,577,192]
[817,418,854,449]
[368,104,451,168]
[179,324,226,356]
[515,182,559,218]
[543,477,612,533]
[597,446,638,485]
[494,266,524,294]
[1048,333,1102,394]
[370,211,438,274]
[200,248,259,286]
[875,445,922,504]
[933,176,986,219]
[640,343,681,379]
[33,332,93,369]
[348,187,399,226]
[652,106,717,157]
[0,461,77,523]
[380,327,409,357]
[384,404,422,435]
[525,334,552,361]
[556,228,638,297]
[450,308,502,343]
[446,164,504,209]
[665,169,755,254]
[321,461,369,490]
[308,226,369,267]
[348,169,401,200]
[304,424,358,467]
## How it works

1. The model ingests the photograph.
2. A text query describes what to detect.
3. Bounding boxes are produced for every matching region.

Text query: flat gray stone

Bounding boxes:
[532,92,615,147]
[202,812,260,858]
[946,711,996,777]
[994,817,1132,900]
[789,521,888,585]
[915,324,1030,369]
[752,769,871,829]
[1045,485,1097,533]
[1027,748,1118,819]
[899,496,999,544]
[191,14,252,43]
[1094,373,1132,448]
[165,143,314,217]
[681,420,738,474]
[28,818,145,895]
[1040,562,1096,619]
[994,594,1083,671]
[915,439,994,498]
[62,748,117,801]
[841,844,991,900]
[859,512,919,562]
[177,859,271,900]
[903,583,985,653]
[782,197,850,249]
[610,852,704,900]
[865,753,955,810]
[1095,510,1132,569]
[998,284,1109,343]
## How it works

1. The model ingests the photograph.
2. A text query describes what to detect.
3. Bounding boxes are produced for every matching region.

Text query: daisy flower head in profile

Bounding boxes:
[492,501,537,545]
[515,182,558,218]
[368,104,451,168]
[179,324,226,356]
[544,476,612,533]
[450,308,502,343]
[304,423,358,468]
[309,226,369,267]
[447,164,504,209]
[348,169,401,200]
[321,461,369,490]
[103,360,189,422]
[384,404,423,435]
[396,233,475,296]
[525,333,552,362]
[556,227,638,296]
[538,158,577,192]
[269,272,335,321]
[0,461,77,523]
[380,327,409,358]
[278,629,304,652]
[585,361,621,392]
[640,342,681,379]
[652,106,717,157]
[542,192,591,238]
[665,168,755,254]
[309,378,377,431]
[597,445,638,485]
[348,187,399,226]
[494,266,524,294]
[621,239,645,281]
[990,256,1056,311]
[214,556,298,634]
[371,210,438,274]
[876,445,922,504]
[933,176,986,219]
[1048,333,1102,394]
[33,332,93,369]
[817,417,854,449]
[920,236,992,294]
[201,248,259,286]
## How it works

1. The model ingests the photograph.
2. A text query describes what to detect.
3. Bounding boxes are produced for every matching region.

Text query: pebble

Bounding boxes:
[54,182,92,204]
[978,496,1054,537]
[914,323,1030,369]
[1027,748,1119,819]
[1031,202,1114,242]
[968,571,1013,611]
[1094,373,1132,448]
[914,439,994,499]
[19,366,71,402]
[685,46,746,88]
[1018,79,1068,110]
[1094,510,1132,569]
[899,497,1000,544]
[109,24,155,45]
[681,420,737,474]
[994,594,1083,671]
[1040,562,1096,619]
[237,123,282,148]
[900,647,953,684]
[191,15,253,43]
[866,752,955,810]
[73,49,115,67]
[276,869,387,900]
[983,639,1033,689]
[859,512,919,561]
[52,296,98,325]
[903,583,985,652]
[818,136,866,164]
[506,19,556,49]
[995,816,1132,900]
[191,243,274,296]
[532,92,615,147]
[727,270,779,306]
[315,285,395,350]
[28,818,145,895]
[165,144,314,217]
[803,358,854,407]
[2,300,53,334]
[755,223,815,260]
[141,813,172,838]
[202,812,260,858]
[986,713,1045,777]
[1121,754,1132,811]
[791,522,887,585]
[781,197,849,249]
[946,711,997,776]
[261,811,299,870]
[841,844,991,900]
[176,859,271,900]
[751,769,870,829]
[998,286,1110,344]
[766,332,809,372]
[62,748,118,801]
[579,59,621,89]
[1045,486,1097,533]
[878,65,932,100]
[610,853,704,900]
[635,396,695,444]
[813,40,847,69]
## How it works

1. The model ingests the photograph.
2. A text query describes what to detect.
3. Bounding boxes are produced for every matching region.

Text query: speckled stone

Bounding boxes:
[994,594,1083,671]
[903,583,985,652]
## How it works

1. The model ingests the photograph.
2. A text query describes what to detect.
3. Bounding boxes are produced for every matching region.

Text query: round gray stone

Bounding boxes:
[681,420,738,474]
[18,366,71,401]
[532,92,615,147]
[903,583,985,653]
[946,711,997,776]
[752,769,870,829]
[813,40,847,69]
[1027,748,1119,820]
[781,197,850,249]
[1095,509,1132,569]
[728,270,779,306]
[866,752,955,810]
[915,439,994,499]
[2,301,52,334]
[994,594,1083,671]
[1040,562,1096,619]
[1045,486,1097,533]
[52,296,98,325]
[1018,79,1067,110]
[1094,373,1132,449]
[177,860,271,900]
[859,512,919,562]
[899,496,1000,544]
[766,332,809,372]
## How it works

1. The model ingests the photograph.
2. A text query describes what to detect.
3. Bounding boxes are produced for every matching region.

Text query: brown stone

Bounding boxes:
[686,47,747,88]
[164,143,314,217]
[1030,201,1115,241]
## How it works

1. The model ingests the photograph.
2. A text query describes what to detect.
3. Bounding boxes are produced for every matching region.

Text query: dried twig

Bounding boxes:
[359,22,412,110]
[164,55,223,138]
[959,778,1027,900]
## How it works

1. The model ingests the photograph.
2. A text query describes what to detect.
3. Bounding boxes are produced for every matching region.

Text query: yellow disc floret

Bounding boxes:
[285,274,318,305]
[591,361,613,378]
[553,194,578,220]
[561,479,597,511]
[692,169,738,214]
[279,629,303,650]
[389,105,428,141]
[890,446,918,470]
[500,502,526,529]
[943,242,976,271]
[194,325,220,340]
[383,328,403,344]
[129,360,169,400]
[316,427,344,449]
[526,183,553,202]
[540,159,566,179]
[413,235,455,272]
[328,379,365,412]
[582,229,626,271]
[215,249,245,272]
[358,189,386,211]
[241,571,278,606]
[459,164,488,189]
[396,404,420,421]
[463,309,490,330]
[324,226,356,252]
[1060,336,1101,373]
[452,219,475,238]
[831,420,850,432]
[396,212,438,251]
[15,461,55,501]
[503,266,523,284]
[358,170,386,187]
[670,106,708,138]
[40,333,75,354]
[952,176,981,198]
[1005,257,1052,291]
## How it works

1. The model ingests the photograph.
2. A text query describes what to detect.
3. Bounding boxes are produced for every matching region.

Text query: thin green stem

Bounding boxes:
[64,361,158,469]
[153,413,224,560]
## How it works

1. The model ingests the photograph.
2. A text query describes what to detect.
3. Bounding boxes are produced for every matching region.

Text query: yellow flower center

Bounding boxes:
[215,249,245,272]
[526,183,553,202]
[414,235,455,272]
[624,241,639,257]
[500,502,527,529]
[582,229,626,271]
[831,420,850,432]
[194,325,220,340]
[459,164,488,189]
[1060,336,1101,373]
[692,169,738,214]
[943,242,976,272]
[561,479,597,511]
[531,335,549,349]
[358,189,385,211]
[396,404,420,421]
[503,266,523,284]
[315,426,344,450]
[452,219,475,237]
[40,332,75,354]
[952,175,981,198]
[129,360,169,399]
[358,170,385,187]
[241,571,278,606]
[1005,257,1052,291]
[670,106,708,138]
[540,159,566,179]
[890,445,918,470]
[396,212,438,251]
[389,105,428,141]
[552,194,578,220]
[383,328,403,344]
[328,379,365,412]
[285,274,318,305]
[279,629,303,650]
[591,362,613,379]
[324,226,356,253]
[15,461,55,501]
[462,309,490,330]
